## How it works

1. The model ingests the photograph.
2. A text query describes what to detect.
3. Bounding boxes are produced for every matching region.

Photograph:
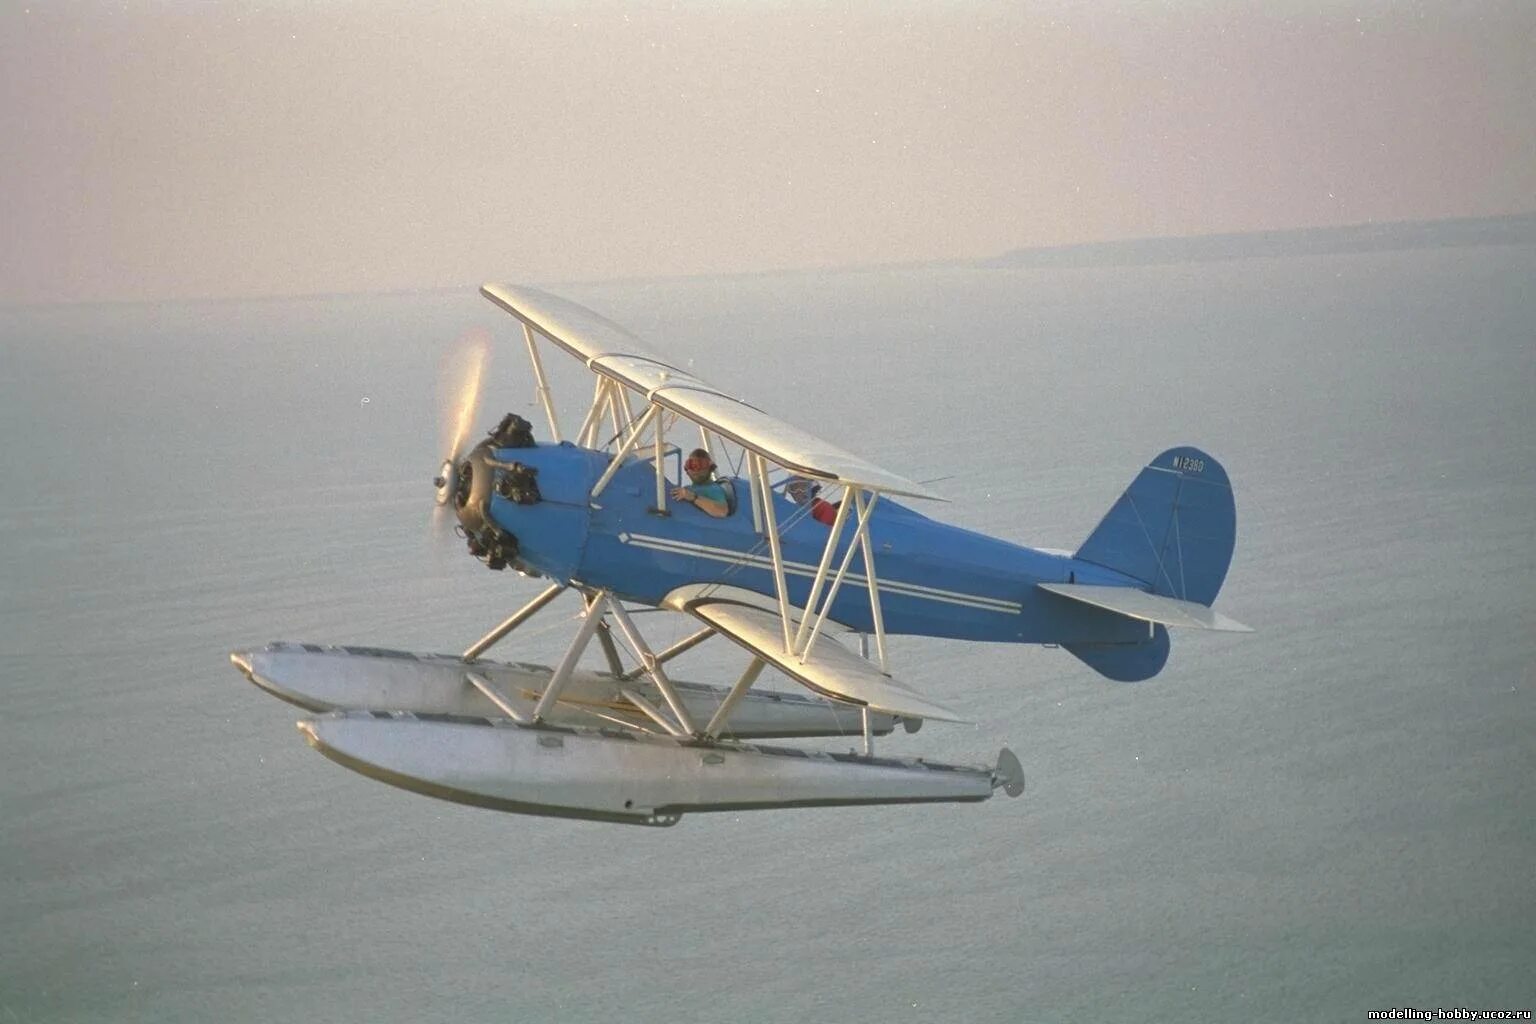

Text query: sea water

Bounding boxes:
[2,246,1532,1022]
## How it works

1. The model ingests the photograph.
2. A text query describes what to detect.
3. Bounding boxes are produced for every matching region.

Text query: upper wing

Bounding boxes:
[481,283,944,501]
[662,585,968,723]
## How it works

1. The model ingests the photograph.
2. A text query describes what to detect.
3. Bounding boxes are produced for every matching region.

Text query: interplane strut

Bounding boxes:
[497,299,925,740]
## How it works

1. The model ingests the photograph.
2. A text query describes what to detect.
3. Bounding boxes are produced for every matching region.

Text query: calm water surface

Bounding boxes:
[2,247,1533,1022]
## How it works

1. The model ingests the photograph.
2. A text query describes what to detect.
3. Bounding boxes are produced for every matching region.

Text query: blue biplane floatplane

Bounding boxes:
[232,283,1251,827]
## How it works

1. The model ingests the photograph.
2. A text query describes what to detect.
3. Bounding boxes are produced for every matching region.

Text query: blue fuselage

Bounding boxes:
[483,442,1147,647]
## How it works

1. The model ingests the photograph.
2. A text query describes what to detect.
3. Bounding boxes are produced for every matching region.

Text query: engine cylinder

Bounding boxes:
[453,444,495,536]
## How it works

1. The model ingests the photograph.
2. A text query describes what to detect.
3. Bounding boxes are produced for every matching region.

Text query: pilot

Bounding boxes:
[671,449,732,518]
[787,477,839,525]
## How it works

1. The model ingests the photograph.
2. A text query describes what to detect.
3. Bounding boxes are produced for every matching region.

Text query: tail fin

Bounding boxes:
[1074,446,1236,605]
[1063,447,1236,682]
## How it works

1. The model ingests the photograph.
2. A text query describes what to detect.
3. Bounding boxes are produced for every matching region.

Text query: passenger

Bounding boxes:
[671,449,731,518]
[786,477,839,525]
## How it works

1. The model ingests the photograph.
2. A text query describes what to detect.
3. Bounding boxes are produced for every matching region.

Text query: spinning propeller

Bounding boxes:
[429,329,534,573]
[432,328,493,524]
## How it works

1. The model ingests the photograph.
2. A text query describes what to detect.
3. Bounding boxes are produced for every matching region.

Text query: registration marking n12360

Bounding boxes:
[1172,455,1205,474]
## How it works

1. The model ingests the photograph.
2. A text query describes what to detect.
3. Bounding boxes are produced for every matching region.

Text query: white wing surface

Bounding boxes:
[663,585,968,723]
[481,283,943,501]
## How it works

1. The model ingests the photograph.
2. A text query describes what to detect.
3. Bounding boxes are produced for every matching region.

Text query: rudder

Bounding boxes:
[1074,447,1236,606]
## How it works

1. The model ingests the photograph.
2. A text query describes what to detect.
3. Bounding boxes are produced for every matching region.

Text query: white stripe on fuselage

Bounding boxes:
[615,532,1022,615]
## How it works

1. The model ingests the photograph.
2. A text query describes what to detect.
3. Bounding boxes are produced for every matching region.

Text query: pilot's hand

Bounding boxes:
[670,485,692,503]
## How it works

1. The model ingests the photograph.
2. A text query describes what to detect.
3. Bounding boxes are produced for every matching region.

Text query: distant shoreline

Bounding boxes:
[984,212,1536,270]
[7,212,1533,311]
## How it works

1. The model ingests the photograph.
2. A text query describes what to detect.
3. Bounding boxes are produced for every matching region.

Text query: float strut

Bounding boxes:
[531,594,606,722]
[595,623,626,677]
[859,633,874,756]
[618,626,714,682]
[619,688,687,738]
[464,671,528,724]
[703,658,766,740]
[463,584,565,661]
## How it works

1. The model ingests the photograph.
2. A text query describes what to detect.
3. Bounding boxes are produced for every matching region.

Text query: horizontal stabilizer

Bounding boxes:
[664,585,969,723]
[1038,583,1252,633]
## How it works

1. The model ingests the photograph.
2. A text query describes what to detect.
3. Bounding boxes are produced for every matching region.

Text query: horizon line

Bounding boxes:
[5,209,1532,313]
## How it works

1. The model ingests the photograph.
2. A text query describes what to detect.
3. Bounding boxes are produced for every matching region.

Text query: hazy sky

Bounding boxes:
[3,2,1533,304]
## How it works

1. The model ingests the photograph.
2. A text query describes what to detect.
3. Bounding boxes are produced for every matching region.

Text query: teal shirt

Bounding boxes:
[689,480,728,506]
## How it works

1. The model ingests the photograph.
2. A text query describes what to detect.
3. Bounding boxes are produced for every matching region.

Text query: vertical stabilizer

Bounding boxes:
[1074,447,1236,607]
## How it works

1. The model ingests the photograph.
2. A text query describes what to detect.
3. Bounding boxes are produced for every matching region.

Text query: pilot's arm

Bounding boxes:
[671,484,729,518]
